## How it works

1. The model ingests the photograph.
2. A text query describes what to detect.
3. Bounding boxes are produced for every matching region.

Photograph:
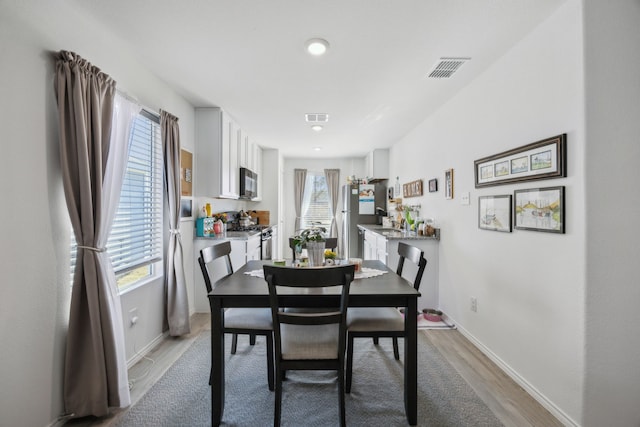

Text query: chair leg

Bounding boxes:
[373,336,379,345]
[274,366,283,427]
[392,337,400,360]
[346,334,354,393]
[266,333,275,391]
[250,334,257,345]
[231,333,238,354]
[338,366,346,427]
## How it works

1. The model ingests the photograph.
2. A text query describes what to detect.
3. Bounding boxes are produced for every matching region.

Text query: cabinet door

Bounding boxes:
[221,114,239,198]
[375,234,388,264]
[230,240,246,271]
[363,231,375,260]
[247,234,261,261]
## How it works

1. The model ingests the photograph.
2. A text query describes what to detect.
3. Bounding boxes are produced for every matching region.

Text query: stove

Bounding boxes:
[226,224,270,232]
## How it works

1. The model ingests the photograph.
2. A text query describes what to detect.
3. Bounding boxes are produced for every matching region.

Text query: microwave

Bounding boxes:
[239,167,257,199]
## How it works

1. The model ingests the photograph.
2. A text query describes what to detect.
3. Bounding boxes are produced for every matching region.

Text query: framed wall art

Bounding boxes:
[428,178,438,192]
[474,134,566,188]
[444,169,454,199]
[478,195,512,232]
[403,179,423,198]
[514,186,565,233]
[180,197,193,221]
[180,149,193,196]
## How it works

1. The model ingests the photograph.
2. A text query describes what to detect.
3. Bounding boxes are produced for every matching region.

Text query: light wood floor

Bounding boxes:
[69,313,561,427]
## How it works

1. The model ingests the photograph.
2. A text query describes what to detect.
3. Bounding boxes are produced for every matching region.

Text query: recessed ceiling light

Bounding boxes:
[311,124,324,132]
[313,146,322,151]
[305,38,329,56]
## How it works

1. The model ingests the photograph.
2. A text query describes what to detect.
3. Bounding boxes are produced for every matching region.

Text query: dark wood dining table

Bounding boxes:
[208,259,420,426]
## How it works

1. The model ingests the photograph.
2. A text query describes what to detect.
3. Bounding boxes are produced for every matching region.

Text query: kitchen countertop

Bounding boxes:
[358,224,440,241]
[195,230,262,241]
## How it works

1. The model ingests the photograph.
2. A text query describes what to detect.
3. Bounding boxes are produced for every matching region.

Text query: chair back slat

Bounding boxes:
[396,241,427,290]
[198,241,234,293]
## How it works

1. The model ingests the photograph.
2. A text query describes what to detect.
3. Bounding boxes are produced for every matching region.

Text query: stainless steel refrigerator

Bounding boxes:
[340,183,387,259]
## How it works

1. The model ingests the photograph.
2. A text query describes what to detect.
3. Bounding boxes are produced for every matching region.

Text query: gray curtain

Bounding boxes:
[161,111,190,336]
[324,168,340,237]
[294,168,307,232]
[55,51,131,417]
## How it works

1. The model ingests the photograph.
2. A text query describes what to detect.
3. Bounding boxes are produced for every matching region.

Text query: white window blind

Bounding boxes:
[71,110,163,288]
[300,172,332,230]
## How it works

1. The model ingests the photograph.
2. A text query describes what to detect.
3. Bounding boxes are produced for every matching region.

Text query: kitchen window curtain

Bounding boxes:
[294,168,307,232]
[55,51,139,417]
[324,168,340,237]
[161,110,190,336]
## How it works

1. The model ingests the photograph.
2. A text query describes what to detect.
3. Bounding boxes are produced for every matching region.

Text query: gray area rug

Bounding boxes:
[116,331,502,426]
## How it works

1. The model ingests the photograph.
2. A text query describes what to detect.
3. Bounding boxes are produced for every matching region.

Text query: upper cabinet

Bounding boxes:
[365,149,389,180]
[195,107,239,199]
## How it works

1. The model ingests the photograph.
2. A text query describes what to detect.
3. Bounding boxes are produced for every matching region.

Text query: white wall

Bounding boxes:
[0,3,195,426]
[582,1,640,426]
[389,1,585,424]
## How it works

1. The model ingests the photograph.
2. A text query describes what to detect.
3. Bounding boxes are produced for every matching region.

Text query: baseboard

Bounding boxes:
[453,320,579,427]
[127,331,167,368]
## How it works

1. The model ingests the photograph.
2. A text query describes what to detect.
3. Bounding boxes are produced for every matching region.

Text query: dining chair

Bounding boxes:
[345,241,427,393]
[198,241,274,391]
[288,237,338,260]
[263,264,355,427]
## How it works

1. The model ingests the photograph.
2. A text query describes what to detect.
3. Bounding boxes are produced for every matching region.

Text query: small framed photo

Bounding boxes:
[180,197,193,221]
[478,195,512,232]
[514,186,565,233]
[428,178,438,193]
[444,169,454,200]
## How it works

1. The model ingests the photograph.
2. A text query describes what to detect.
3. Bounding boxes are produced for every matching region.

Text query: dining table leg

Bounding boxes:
[211,300,225,427]
[404,297,418,425]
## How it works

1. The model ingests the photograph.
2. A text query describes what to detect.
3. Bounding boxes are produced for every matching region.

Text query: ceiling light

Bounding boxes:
[305,38,329,56]
[311,124,324,132]
[313,147,322,151]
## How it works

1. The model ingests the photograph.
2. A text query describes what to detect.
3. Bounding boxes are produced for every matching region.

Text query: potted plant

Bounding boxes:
[292,226,327,266]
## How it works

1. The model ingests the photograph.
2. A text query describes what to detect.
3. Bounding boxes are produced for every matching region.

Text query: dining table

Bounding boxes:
[208,259,420,426]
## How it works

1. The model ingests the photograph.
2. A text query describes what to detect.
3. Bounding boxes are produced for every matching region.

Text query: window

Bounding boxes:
[71,110,163,289]
[300,172,332,230]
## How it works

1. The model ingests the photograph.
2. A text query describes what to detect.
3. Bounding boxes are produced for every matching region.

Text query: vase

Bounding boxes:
[306,241,325,267]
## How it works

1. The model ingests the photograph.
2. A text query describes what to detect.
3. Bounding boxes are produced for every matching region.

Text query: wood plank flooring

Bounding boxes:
[69,313,561,427]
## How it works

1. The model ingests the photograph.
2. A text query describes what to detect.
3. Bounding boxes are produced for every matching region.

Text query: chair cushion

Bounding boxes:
[280,323,339,360]
[347,307,404,332]
[224,308,272,330]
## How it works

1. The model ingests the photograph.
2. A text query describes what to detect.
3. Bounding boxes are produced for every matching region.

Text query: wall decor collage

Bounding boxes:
[474,134,566,234]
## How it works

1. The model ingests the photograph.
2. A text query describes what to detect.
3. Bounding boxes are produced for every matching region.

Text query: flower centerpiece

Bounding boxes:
[292,226,327,266]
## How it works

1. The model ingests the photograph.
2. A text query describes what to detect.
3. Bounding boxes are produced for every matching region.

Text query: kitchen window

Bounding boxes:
[70,110,163,290]
[300,172,332,230]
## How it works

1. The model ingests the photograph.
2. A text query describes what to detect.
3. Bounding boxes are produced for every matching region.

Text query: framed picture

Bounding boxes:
[444,169,454,199]
[402,179,423,198]
[180,149,193,196]
[428,178,438,192]
[180,197,193,221]
[478,195,512,232]
[514,186,565,233]
[474,134,566,188]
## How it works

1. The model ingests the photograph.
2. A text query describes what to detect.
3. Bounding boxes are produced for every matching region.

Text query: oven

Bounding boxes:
[260,227,273,260]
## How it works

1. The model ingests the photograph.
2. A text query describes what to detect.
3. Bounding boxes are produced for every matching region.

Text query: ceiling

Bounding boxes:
[68,0,565,158]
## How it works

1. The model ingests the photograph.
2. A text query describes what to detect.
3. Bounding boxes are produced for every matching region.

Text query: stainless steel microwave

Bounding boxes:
[239,167,257,199]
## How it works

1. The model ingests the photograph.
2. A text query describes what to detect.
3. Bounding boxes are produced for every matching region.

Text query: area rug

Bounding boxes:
[116,331,501,427]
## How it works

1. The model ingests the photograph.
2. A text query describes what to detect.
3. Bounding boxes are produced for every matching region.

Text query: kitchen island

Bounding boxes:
[357,224,440,311]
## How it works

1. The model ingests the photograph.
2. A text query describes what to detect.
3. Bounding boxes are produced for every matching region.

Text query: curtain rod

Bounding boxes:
[116,88,160,121]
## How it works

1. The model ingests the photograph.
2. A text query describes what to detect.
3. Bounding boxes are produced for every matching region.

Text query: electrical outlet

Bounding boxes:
[470,297,477,312]
[129,308,139,327]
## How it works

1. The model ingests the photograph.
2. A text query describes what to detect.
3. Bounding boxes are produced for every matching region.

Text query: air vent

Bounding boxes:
[427,57,470,79]
[305,113,329,123]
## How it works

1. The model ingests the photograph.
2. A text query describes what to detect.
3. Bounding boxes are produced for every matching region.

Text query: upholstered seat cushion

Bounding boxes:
[281,323,339,360]
[224,308,272,330]
[347,307,404,332]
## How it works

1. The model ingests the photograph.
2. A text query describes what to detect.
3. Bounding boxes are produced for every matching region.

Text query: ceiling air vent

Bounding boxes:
[305,113,329,123]
[427,57,470,79]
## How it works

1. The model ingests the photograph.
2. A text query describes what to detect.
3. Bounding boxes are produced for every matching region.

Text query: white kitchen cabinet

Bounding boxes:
[365,148,389,180]
[375,233,388,264]
[271,224,279,259]
[363,230,376,260]
[195,107,239,199]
